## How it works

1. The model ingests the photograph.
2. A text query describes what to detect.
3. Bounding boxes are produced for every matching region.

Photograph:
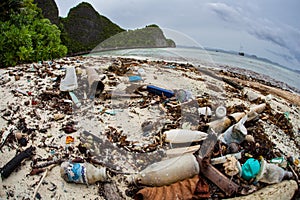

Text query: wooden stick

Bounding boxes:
[32,169,48,199]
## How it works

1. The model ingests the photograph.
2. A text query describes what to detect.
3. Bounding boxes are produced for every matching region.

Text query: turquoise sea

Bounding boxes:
[89,47,300,91]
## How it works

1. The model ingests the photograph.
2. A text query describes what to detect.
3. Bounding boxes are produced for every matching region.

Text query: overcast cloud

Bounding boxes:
[54,0,300,70]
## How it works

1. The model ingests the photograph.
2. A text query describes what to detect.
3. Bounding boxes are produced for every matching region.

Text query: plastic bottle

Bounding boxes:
[211,152,242,165]
[255,159,293,184]
[129,153,199,186]
[59,66,78,91]
[60,161,107,185]
[164,129,207,143]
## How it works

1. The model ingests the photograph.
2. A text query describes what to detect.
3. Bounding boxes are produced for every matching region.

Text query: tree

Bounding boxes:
[0,0,67,67]
[0,0,24,21]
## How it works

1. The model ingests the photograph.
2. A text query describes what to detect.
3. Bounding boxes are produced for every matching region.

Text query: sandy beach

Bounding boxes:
[0,55,299,199]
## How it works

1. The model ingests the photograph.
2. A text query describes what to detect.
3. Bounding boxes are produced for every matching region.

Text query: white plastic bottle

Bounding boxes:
[164,129,207,143]
[129,153,199,186]
[60,161,107,185]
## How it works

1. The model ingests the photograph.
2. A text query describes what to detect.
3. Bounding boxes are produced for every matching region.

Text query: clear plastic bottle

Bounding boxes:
[256,159,293,184]
[129,154,199,186]
[60,161,107,185]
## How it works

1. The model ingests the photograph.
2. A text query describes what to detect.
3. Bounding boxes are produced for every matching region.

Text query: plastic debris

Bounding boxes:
[198,106,212,116]
[146,85,174,98]
[128,75,142,82]
[215,105,227,118]
[69,91,81,107]
[241,158,261,181]
[165,145,200,158]
[256,158,293,184]
[211,152,242,165]
[220,115,248,144]
[60,161,108,185]
[66,136,74,144]
[59,66,78,91]
[128,154,199,186]
[164,129,207,144]
[175,89,193,103]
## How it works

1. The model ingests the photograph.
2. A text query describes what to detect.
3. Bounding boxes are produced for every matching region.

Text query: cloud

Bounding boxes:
[206,2,300,68]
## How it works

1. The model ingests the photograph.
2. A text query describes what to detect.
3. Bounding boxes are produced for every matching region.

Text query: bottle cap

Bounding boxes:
[216,106,227,118]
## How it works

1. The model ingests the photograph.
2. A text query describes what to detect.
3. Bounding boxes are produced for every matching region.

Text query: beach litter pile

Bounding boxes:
[0,56,300,199]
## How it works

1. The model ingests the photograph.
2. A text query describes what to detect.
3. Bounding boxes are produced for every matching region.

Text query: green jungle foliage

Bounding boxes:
[0,0,67,67]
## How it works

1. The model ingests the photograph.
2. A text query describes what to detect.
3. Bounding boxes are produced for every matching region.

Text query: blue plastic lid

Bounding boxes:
[241,158,261,180]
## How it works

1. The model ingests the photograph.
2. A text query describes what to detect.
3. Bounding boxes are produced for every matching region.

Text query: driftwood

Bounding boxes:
[222,77,244,90]
[0,146,35,179]
[227,180,298,200]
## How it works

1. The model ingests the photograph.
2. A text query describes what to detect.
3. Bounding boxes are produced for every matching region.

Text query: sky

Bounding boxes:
[54,0,300,70]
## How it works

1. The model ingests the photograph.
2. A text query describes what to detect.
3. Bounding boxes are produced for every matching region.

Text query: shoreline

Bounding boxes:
[0,56,299,199]
[86,48,300,94]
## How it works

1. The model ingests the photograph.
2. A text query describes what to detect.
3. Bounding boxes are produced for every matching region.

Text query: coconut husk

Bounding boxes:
[134,175,208,200]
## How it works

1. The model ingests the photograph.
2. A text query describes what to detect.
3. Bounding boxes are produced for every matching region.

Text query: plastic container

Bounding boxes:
[59,66,78,91]
[129,153,199,186]
[220,115,248,144]
[146,85,174,98]
[60,161,107,185]
[164,129,207,144]
[198,107,212,116]
[256,159,293,184]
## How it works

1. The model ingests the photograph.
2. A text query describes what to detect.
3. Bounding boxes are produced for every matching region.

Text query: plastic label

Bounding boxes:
[66,163,87,184]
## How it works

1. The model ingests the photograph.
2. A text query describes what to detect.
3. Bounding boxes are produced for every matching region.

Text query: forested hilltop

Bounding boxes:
[36,0,175,55]
[0,0,175,67]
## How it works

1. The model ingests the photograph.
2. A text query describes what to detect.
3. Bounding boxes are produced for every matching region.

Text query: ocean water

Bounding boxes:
[89,47,300,90]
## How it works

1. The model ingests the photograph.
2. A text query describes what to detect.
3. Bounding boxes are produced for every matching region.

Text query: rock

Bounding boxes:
[53,113,65,121]
[60,2,124,54]
[33,0,59,25]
